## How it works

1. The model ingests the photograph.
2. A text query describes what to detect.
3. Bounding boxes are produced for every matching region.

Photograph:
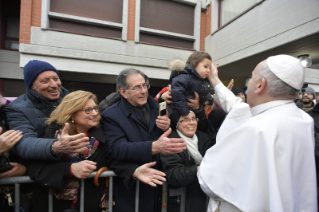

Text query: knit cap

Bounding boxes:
[231,87,245,96]
[299,87,317,100]
[23,60,59,88]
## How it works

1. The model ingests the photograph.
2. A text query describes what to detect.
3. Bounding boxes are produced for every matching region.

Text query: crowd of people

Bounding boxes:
[0,52,318,212]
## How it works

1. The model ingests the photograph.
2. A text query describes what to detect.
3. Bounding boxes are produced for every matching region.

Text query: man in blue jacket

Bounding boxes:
[101,68,187,212]
[5,60,89,160]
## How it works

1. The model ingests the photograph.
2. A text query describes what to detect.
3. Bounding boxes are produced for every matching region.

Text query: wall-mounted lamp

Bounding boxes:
[298,54,312,68]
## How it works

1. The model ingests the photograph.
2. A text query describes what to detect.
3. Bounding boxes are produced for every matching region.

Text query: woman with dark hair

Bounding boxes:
[161,110,212,212]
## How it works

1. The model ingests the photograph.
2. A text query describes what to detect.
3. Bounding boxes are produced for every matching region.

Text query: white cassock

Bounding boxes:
[198,83,317,212]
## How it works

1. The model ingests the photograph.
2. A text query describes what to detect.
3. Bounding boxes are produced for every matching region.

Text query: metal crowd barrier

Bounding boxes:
[0,171,187,212]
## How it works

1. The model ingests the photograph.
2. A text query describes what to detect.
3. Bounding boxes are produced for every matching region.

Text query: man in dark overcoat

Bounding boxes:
[101,68,187,212]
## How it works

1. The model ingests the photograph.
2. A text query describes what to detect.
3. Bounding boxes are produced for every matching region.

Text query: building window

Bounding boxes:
[218,0,259,27]
[42,0,128,40]
[135,0,201,50]
[1,1,20,51]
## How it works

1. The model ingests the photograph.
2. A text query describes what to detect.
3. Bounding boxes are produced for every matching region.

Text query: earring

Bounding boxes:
[71,120,74,124]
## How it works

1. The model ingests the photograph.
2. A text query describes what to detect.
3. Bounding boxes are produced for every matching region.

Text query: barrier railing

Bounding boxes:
[0,171,119,212]
[0,171,186,212]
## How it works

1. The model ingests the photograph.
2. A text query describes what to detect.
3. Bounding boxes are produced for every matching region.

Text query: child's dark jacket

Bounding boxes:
[169,60,213,116]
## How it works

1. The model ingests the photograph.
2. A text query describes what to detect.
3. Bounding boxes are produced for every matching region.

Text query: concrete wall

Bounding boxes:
[19,27,194,84]
[206,0,319,65]
[0,50,23,79]
[305,68,319,92]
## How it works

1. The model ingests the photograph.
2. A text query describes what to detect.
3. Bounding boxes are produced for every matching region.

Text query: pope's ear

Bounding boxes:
[255,78,266,95]
[119,88,128,99]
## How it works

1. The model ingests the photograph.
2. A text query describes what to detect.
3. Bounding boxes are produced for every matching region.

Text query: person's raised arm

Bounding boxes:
[5,105,59,160]
[208,63,222,87]
[208,64,243,113]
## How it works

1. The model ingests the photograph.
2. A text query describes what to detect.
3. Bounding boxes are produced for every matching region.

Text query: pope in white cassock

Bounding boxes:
[198,55,317,212]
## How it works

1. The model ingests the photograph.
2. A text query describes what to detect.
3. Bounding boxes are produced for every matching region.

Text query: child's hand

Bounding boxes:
[161,91,172,104]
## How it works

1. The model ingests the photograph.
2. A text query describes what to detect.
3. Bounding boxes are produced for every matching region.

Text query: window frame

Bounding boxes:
[134,0,201,50]
[211,0,264,34]
[41,0,128,41]
[1,7,20,51]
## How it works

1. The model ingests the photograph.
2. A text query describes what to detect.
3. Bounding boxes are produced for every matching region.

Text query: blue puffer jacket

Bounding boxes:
[170,64,213,116]
[5,87,68,160]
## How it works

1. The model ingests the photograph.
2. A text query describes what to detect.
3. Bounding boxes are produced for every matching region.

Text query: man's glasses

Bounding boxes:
[179,117,198,123]
[80,106,99,114]
[131,83,150,92]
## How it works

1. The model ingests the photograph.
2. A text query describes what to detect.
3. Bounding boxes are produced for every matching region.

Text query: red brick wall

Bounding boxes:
[19,0,41,44]
[200,4,212,51]
[205,4,211,37]
[20,0,32,44]
[127,0,135,41]
[19,0,212,48]
[200,11,206,51]
[31,0,41,27]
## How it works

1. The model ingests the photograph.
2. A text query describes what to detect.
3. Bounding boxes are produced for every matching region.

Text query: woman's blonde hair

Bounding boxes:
[47,90,100,135]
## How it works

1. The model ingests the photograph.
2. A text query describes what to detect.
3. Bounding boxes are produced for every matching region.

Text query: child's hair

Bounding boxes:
[186,51,212,68]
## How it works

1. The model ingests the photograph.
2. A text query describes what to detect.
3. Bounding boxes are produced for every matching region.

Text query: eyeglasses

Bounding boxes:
[130,83,150,92]
[79,106,99,114]
[179,117,198,123]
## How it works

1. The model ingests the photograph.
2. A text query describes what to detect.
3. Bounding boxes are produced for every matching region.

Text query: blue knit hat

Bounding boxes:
[23,60,59,88]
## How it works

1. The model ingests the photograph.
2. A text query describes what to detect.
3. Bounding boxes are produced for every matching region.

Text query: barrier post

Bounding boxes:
[48,189,53,212]
[14,183,19,212]
[161,182,167,212]
[109,176,113,212]
[135,180,139,212]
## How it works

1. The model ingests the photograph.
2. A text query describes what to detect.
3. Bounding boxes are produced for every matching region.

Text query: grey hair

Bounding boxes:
[256,61,298,100]
[117,68,149,90]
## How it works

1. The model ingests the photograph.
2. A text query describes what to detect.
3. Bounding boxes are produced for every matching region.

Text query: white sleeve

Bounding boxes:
[197,169,219,198]
[214,83,243,114]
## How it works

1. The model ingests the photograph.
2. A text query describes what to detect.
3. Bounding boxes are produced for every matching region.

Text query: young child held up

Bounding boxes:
[169,51,214,116]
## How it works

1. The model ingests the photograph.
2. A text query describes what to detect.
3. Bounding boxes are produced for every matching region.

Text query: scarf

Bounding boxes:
[176,129,202,164]
[53,129,99,202]
[26,87,69,117]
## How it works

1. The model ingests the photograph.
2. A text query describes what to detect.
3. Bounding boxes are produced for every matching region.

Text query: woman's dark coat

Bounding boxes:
[28,122,141,212]
[160,130,212,212]
[28,123,110,212]
[170,64,213,116]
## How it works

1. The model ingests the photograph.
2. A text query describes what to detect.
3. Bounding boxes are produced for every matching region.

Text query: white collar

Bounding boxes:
[250,100,294,116]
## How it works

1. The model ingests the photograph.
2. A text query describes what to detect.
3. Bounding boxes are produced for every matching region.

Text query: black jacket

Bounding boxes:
[311,103,319,194]
[5,87,69,160]
[28,123,110,212]
[28,123,140,212]
[160,130,212,212]
[170,65,213,116]
[101,95,164,212]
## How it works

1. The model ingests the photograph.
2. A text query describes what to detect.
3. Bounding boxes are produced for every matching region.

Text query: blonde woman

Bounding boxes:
[28,90,165,212]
